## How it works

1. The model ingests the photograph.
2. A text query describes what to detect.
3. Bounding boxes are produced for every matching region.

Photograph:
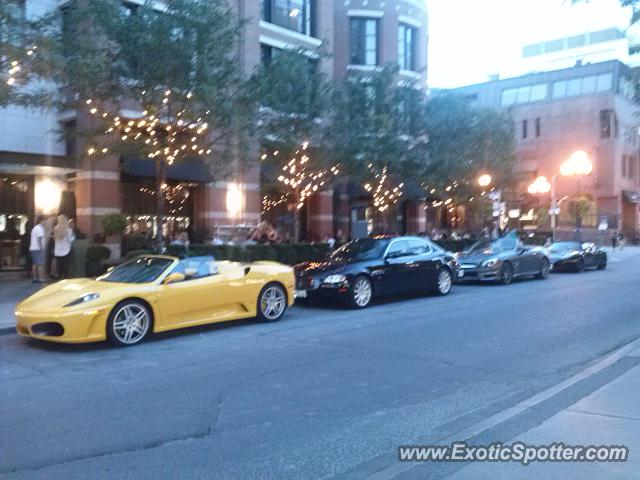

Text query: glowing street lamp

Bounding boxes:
[528,175,558,240]
[478,174,492,188]
[560,150,593,240]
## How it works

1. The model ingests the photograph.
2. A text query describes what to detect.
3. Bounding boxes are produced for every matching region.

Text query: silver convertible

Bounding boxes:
[456,237,550,285]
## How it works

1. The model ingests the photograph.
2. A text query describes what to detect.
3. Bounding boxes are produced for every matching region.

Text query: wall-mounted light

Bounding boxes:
[34,177,63,215]
[226,182,244,219]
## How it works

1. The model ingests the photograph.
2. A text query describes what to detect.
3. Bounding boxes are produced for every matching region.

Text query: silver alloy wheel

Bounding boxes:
[260,285,286,320]
[437,269,452,294]
[353,277,372,307]
[540,259,550,278]
[112,304,150,345]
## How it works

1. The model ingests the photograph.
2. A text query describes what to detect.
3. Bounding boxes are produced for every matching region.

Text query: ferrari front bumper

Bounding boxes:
[15,306,110,343]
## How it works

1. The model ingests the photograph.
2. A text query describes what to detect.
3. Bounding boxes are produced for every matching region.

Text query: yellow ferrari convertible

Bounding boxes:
[15,255,295,346]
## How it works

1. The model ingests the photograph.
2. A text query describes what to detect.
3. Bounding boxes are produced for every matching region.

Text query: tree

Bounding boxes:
[0,1,58,107]
[572,0,640,23]
[59,0,252,246]
[251,49,337,241]
[423,93,516,205]
[329,65,429,230]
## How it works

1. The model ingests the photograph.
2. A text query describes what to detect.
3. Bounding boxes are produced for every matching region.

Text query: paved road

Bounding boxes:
[1,251,639,479]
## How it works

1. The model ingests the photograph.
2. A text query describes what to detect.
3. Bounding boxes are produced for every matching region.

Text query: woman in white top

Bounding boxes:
[53,215,76,279]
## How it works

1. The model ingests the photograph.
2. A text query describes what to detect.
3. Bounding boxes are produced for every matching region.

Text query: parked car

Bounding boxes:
[15,255,294,346]
[457,236,550,285]
[293,236,459,308]
[548,241,607,272]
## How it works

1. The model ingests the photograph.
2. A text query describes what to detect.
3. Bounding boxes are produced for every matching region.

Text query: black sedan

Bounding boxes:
[294,236,459,308]
[457,236,550,285]
[548,241,607,272]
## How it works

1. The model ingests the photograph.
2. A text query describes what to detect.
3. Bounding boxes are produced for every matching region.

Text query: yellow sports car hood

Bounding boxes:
[16,279,124,313]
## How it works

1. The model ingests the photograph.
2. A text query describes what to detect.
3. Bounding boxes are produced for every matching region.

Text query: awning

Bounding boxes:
[623,190,640,204]
[121,157,212,183]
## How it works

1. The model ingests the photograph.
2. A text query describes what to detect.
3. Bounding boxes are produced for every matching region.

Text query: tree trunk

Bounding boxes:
[155,158,166,251]
[293,207,301,243]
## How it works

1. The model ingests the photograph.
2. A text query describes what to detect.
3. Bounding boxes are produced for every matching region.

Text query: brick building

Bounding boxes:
[0,0,430,270]
[453,60,640,241]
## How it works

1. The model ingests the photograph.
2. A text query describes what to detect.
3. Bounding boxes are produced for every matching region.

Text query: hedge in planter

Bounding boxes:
[85,245,112,277]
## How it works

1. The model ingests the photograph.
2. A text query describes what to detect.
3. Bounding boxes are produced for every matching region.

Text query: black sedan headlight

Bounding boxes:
[322,274,348,286]
[64,293,100,308]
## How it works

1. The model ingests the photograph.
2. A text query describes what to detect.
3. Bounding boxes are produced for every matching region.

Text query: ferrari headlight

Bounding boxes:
[64,293,100,308]
[323,274,347,285]
[483,258,499,268]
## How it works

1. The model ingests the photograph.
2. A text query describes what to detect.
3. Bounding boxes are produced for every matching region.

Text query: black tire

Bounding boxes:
[257,283,288,322]
[348,275,373,309]
[536,258,550,279]
[575,258,585,273]
[433,267,453,296]
[499,262,514,285]
[107,300,152,347]
[597,257,607,270]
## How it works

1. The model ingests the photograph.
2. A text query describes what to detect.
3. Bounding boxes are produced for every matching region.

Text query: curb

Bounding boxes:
[0,326,15,336]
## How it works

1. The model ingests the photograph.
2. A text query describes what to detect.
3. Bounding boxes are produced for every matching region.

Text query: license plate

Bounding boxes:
[458,270,464,278]
[294,290,307,299]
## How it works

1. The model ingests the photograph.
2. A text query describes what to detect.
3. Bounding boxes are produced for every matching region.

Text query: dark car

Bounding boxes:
[293,236,459,308]
[457,236,550,285]
[548,241,607,272]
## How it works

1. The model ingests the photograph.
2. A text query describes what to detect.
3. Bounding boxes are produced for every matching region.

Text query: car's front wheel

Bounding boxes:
[257,283,288,322]
[536,258,550,279]
[597,257,607,270]
[107,300,152,347]
[499,262,514,285]
[575,258,585,273]
[349,275,373,309]
[433,268,453,295]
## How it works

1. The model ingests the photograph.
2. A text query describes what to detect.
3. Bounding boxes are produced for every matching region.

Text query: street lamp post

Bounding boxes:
[528,175,556,240]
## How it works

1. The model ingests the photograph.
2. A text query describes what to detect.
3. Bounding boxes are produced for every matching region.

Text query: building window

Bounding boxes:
[350,18,378,66]
[629,154,637,181]
[535,117,541,137]
[398,24,416,71]
[501,83,547,106]
[622,155,628,178]
[600,110,617,139]
[522,120,528,139]
[260,44,282,66]
[552,73,613,99]
[261,0,315,36]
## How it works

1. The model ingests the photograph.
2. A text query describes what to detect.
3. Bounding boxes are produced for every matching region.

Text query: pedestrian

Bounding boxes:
[490,221,502,240]
[611,232,618,250]
[53,215,76,280]
[29,215,47,283]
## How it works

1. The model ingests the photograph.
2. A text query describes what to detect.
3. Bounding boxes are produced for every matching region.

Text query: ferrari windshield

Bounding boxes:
[468,237,517,252]
[549,241,581,253]
[98,256,173,283]
[330,238,390,261]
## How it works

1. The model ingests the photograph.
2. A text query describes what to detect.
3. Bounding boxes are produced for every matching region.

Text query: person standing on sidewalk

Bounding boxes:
[53,215,75,280]
[29,215,47,283]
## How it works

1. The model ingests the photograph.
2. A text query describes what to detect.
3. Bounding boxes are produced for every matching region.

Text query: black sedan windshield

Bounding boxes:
[330,238,390,262]
[549,241,581,253]
[99,257,173,283]
[468,237,516,252]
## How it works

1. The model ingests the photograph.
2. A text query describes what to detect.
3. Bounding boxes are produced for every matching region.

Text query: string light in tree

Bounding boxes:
[138,183,191,214]
[364,165,404,212]
[273,141,340,210]
[4,45,37,87]
[83,89,212,166]
[262,193,289,214]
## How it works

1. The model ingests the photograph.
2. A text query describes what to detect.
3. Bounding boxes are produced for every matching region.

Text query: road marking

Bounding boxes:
[366,336,640,480]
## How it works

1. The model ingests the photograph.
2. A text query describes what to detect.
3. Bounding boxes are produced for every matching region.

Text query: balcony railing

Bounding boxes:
[262,0,314,37]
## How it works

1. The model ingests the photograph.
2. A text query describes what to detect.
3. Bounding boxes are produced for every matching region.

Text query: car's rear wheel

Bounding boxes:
[433,268,453,295]
[349,275,373,309]
[536,258,550,279]
[499,262,514,285]
[597,257,607,270]
[575,258,585,273]
[107,300,152,347]
[257,283,287,322]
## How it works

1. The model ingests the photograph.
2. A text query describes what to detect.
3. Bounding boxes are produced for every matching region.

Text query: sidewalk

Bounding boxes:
[447,341,640,479]
[0,279,44,334]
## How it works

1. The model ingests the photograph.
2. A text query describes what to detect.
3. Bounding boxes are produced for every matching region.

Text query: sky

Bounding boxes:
[427,0,632,88]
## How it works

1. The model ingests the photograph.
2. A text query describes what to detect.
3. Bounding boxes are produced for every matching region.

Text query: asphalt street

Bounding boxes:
[1,251,639,479]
